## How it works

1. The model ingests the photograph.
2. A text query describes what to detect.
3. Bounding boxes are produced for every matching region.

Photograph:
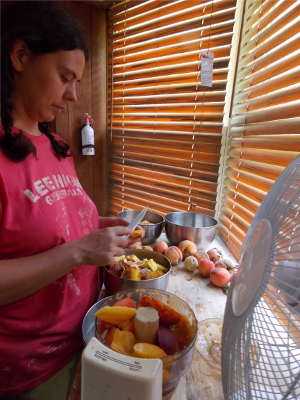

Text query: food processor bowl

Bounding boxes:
[94,288,198,397]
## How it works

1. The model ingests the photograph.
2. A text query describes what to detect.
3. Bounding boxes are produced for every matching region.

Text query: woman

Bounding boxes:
[0,2,142,398]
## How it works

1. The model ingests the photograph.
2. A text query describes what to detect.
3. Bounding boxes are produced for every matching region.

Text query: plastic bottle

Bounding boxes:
[81,113,95,155]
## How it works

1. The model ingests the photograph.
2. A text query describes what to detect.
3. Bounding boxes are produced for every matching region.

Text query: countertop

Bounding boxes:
[68,234,236,400]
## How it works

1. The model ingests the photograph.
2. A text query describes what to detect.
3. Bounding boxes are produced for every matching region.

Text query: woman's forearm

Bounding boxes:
[0,225,133,306]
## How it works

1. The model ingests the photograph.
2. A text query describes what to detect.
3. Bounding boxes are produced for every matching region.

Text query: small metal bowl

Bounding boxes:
[165,211,217,247]
[103,249,171,294]
[118,209,164,244]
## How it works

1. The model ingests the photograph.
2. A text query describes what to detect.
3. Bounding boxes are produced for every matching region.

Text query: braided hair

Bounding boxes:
[1,1,89,162]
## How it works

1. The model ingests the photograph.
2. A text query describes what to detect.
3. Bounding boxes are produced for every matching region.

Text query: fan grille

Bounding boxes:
[222,155,300,400]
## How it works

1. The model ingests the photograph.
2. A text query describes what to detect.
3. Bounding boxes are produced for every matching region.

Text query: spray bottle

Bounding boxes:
[81,113,95,155]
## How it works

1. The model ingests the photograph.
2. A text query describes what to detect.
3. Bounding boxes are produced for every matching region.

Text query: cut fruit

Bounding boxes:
[158,324,180,355]
[113,298,137,308]
[129,229,144,238]
[146,271,164,280]
[104,326,116,346]
[131,343,167,359]
[111,329,135,355]
[94,306,136,325]
[140,296,182,326]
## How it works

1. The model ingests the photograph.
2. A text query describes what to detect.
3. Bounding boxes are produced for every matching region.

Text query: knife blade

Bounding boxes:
[125,207,148,236]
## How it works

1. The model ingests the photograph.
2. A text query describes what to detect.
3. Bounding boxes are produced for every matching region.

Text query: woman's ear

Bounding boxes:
[10,40,32,72]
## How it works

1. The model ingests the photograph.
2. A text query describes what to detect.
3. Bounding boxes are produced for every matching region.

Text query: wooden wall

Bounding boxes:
[52,1,108,216]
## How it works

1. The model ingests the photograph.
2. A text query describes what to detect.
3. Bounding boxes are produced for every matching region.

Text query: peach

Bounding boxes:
[94,306,136,325]
[210,267,231,287]
[142,245,153,251]
[207,247,222,263]
[128,241,143,249]
[184,256,198,271]
[165,246,183,265]
[131,343,167,359]
[153,241,168,255]
[193,250,209,265]
[178,240,197,259]
[104,326,116,346]
[198,259,215,277]
[214,258,235,272]
[157,324,180,355]
[129,229,144,239]
[111,329,135,355]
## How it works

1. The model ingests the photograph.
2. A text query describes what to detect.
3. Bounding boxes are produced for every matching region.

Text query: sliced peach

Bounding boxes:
[104,326,116,346]
[146,271,164,280]
[94,306,136,325]
[118,318,135,333]
[111,329,135,355]
[140,296,182,326]
[113,298,136,308]
[129,229,144,239]
[99,319,113,335]
[131,343,167,359]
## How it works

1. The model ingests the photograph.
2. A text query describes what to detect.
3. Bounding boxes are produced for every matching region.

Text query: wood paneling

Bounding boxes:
[52,1,108,215]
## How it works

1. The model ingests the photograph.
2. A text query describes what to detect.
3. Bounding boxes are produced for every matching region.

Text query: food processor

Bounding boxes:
[81,288,197,400]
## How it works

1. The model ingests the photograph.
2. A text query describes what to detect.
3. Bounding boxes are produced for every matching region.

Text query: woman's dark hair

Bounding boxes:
[1,1,89,162]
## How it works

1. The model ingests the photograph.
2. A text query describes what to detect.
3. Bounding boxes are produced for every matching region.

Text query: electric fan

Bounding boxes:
[222,154,300,400]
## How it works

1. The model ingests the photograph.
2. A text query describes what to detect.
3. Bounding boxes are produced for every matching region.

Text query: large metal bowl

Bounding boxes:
[165,211,217,248]
[118,209,164,244]
[103,249,171,294]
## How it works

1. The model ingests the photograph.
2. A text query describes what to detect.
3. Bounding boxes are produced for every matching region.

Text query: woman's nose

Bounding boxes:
[65,84,77,102]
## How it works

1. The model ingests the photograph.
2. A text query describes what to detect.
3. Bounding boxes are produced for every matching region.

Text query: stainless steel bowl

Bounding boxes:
[118,209,164,244]
[165,212,217,247]
[103,249,171,294]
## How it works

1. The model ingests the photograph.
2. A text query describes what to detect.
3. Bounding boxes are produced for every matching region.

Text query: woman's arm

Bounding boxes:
[0,225,133,306]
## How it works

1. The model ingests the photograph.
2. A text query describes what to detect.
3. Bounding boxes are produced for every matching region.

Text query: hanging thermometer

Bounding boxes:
[81,113,95,155]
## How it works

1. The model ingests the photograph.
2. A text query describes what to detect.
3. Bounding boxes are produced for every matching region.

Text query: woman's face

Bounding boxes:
[11,45,86,126]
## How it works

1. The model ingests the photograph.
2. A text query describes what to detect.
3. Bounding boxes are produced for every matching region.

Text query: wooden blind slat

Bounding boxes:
[231,102,300,126]
[234,71,300,104]
[229,118,300,137]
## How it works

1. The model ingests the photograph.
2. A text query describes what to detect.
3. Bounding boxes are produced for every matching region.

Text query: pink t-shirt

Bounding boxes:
[0,129,99,396]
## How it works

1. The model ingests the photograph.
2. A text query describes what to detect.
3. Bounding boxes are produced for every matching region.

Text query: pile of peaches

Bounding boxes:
[153,240,236,289]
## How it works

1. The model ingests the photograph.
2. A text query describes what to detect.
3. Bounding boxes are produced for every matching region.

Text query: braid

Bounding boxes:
[0,55,36,162]
[39,122,71,158]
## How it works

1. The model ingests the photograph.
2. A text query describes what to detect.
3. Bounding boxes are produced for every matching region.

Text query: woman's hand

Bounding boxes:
[98,216,145,245]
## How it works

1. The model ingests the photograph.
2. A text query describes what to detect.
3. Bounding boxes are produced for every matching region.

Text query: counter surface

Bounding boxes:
[68,234,236,400]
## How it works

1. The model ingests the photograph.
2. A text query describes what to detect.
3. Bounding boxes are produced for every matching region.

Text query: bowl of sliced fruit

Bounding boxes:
[103,249,171,294]
[94,288,197,397]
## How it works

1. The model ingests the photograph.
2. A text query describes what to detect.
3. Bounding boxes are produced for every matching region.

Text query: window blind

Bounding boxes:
[217,0,300,259]
[107,0,237,218]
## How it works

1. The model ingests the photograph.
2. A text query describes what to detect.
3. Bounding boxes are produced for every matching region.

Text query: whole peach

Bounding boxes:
[165,246,183,265]
[214,258,235,271]
[153,241,168,255]
[210,268,231,287]
[207,247,222,263]
[178,240,197,259]
[198,259,215,277]
[193,250,209,265]
[184,256,198,272]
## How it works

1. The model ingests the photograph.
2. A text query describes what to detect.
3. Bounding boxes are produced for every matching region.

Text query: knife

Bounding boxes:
[125,207,148,236]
